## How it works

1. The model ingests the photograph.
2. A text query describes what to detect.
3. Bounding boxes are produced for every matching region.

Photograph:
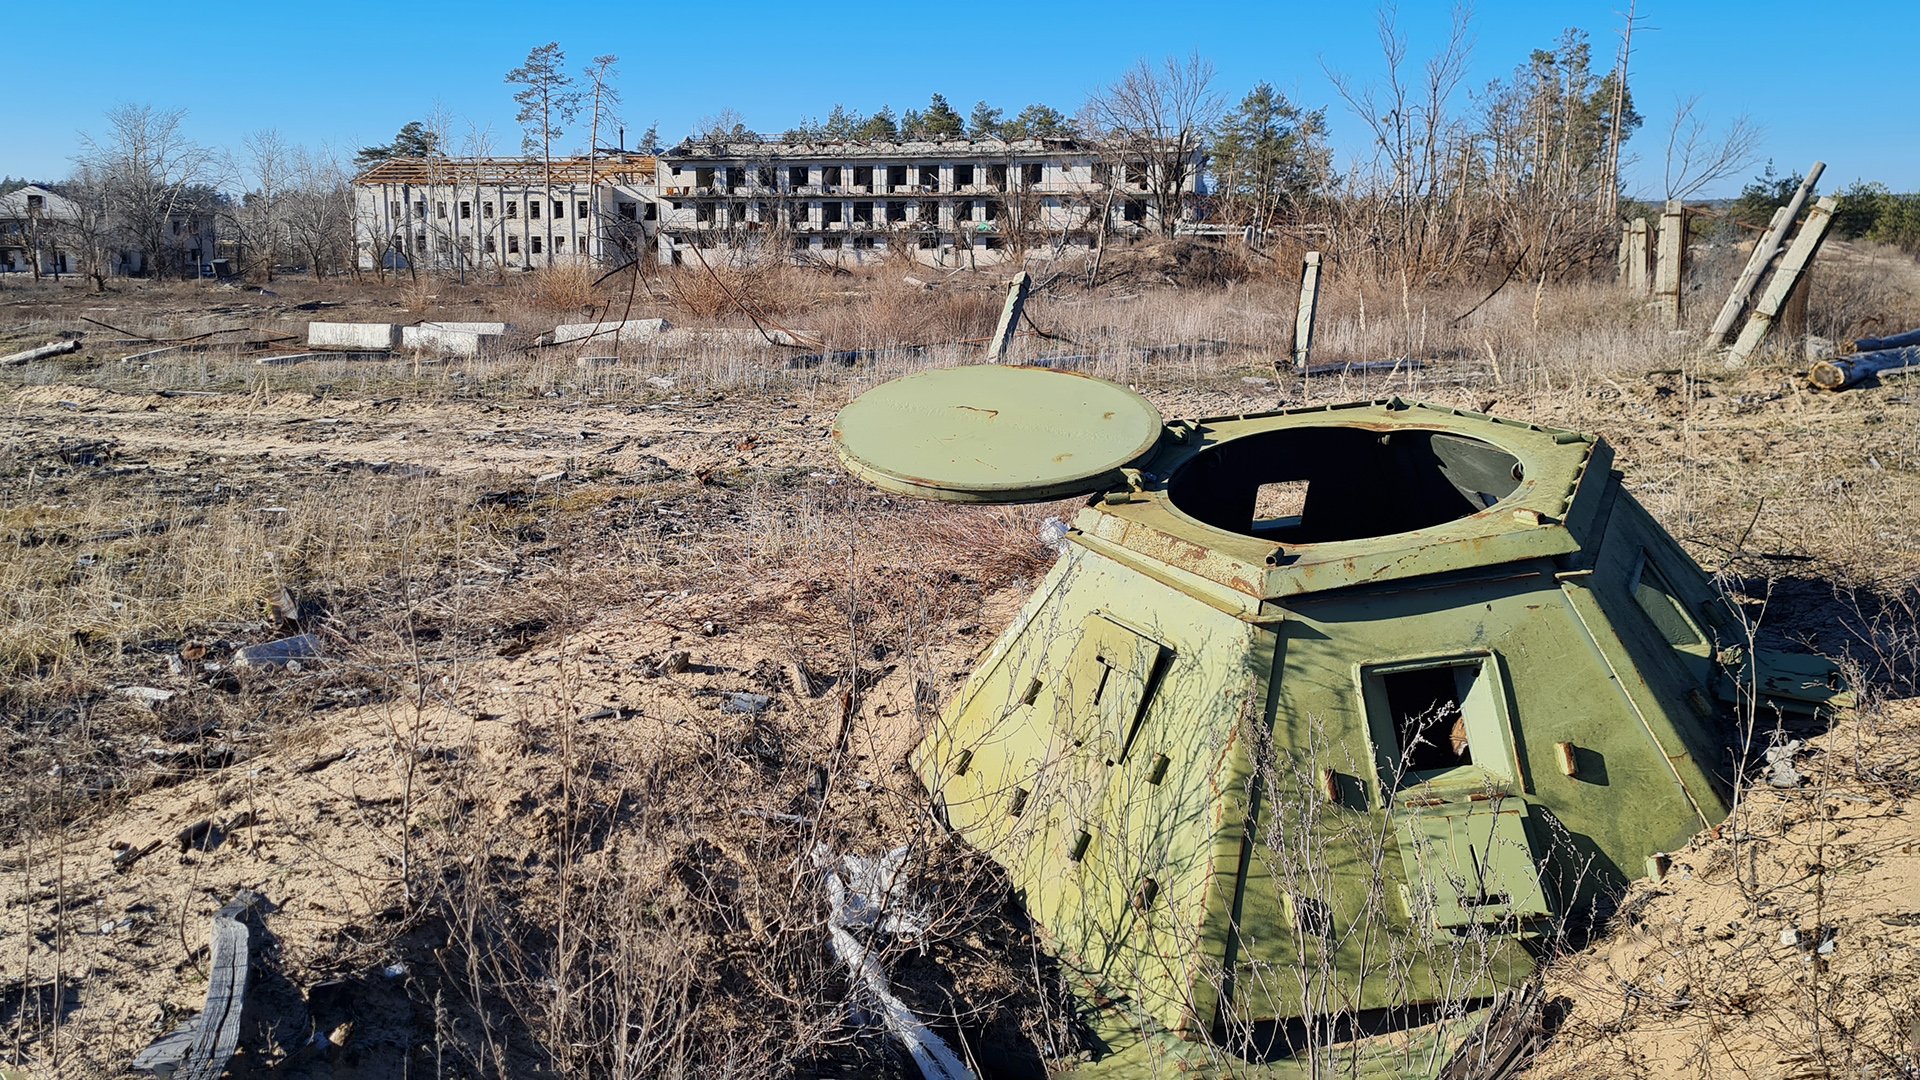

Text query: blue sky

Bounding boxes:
[6,0,1914,199]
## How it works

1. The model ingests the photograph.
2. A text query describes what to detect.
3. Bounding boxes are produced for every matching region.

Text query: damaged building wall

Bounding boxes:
[349,155,660,272]
[652,138,1201,268]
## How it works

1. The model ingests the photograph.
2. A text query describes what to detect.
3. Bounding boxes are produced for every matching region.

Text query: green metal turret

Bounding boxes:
[832,366,1844,1076]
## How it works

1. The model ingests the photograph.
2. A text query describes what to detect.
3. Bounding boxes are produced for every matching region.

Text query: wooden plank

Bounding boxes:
[1706,160,1824,346]
[1729,196,1838,364]
[1654,200,1686,328]
[1291,251,1323,370]
[133,890,262,1080]
[985,271,1031,363]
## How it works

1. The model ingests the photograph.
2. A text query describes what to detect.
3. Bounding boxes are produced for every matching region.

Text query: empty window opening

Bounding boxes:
[887,165,908,190]
[458,201,470,220]
[984,200,1003,221]
[853,235,876,250]
[616,201,636,221]
[953,163,975,187]
[414,232,426,251]
[696,203,715,224]
[919,165,939,188]
[792,235,811,250]
[789,165,809,188]
[530,236,543,254]
[529,200,540,219]
[725,166,744,189]
[919,200,939,223]
[852,202,873,224]
[885,201,907,223]
[483,236,496,253]
[506,201,518,218]
[26,194,44,211]
[821,236,843,250]
[1381,665,1474,775]
[1023,162,1044,184]
[852,165,873,189]
[553,236,565,251]
[1166,428,1523,543]
[577,199,588,219]
[1091,162,1112,185]
[552,200,564,218]
[821,202,843,225]
[695,167,715,188]
[388,200,402,218]
[482,201,494,218]
[988,164,1008,188]
[822,165,842,187]
[1125,163,1147,186]
[1632,556,1706,647]
[984,237,1005,250]
[507,235,519,254]
[757,166,776,187]
[1123,199,1146,223]
[643,202,657,220]
[916,235,939,250]
[415,200,427,218]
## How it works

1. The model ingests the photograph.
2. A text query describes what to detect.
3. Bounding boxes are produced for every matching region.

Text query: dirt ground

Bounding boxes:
[3,260,1919,1078]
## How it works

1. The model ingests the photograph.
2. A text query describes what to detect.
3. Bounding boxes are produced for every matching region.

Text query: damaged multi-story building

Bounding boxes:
[653,137,1201,267]
[350,153,659,272]
[349,137,1202,270]
[1,183,219,278]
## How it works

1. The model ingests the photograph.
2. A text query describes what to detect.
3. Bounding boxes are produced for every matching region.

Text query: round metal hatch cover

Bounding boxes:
[832,365,1165,503]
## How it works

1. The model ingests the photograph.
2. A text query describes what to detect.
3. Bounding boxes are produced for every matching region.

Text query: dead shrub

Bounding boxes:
[517,263,599,315]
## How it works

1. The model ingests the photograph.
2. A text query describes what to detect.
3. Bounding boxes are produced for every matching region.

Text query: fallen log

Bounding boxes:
[1808,345,1920,390]
[1,338,81,366]
[131,890,264,1079]
[1849,327,1920,353]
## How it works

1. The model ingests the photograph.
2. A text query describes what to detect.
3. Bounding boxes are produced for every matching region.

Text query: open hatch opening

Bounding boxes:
[1167,427,1524,543]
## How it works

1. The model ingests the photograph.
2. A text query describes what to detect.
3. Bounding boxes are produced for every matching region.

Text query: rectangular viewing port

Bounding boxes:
[1363,656,1512,792]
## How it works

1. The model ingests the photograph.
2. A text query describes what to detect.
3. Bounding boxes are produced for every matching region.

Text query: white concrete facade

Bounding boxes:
[350,155,659,273]
[653,137,1202,268]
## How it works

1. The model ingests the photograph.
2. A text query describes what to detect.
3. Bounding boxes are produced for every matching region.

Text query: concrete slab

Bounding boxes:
[307,322,400,351]
[402,322,508,357]
[551,318,672,345]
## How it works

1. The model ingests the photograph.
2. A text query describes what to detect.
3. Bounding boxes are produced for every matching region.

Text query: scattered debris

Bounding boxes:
[233,633,323,669]
[118,686,176,709]
[813,845,970,1080]
[1763,738,1806,788]
[722,692,773,715]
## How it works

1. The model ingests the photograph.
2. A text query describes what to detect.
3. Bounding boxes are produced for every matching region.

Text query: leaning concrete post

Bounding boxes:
[1654,200,1686,328]
[986,271,1032,363]
[1293,251,1323,370]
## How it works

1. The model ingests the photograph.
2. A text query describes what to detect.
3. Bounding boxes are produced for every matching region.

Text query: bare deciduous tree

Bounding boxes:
[1082,53,1222,238]
[1661,97,1761,202]
[226,129,290,281]
[74,104,215,278]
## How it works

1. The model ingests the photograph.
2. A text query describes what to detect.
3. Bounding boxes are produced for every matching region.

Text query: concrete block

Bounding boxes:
[551,318,671,345]
[402,322,508,357]
[307,322,400,351]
